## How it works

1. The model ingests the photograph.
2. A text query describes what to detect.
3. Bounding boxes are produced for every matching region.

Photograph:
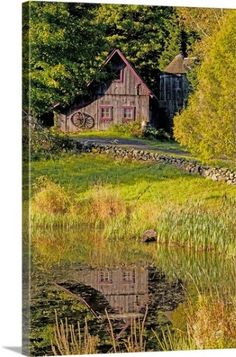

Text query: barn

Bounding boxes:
[56,49,189,133]
[158,53,190,131]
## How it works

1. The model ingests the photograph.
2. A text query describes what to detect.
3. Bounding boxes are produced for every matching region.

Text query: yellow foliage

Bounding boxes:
[31,177,70,215]
[188,295,236,349]
[174,11,236,162]
[88,185,127,221]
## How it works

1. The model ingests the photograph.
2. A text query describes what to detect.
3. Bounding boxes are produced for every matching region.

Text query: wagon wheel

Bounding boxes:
[84,113,95,129]
[71,111,85,128]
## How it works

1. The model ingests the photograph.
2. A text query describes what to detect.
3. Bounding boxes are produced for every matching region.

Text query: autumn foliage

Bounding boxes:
[174,11,236,162]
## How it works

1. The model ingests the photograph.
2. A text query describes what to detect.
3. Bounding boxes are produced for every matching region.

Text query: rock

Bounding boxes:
[211,174,218,181]
[141,229,158,243]
[74,141,236,186]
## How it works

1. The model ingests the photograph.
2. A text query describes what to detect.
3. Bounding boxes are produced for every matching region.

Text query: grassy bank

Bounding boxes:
[29,153,236,256]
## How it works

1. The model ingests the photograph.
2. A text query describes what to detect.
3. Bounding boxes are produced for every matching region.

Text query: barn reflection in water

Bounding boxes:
[56,266,185,328]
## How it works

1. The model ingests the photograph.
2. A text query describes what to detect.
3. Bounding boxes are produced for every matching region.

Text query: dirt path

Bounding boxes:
[75,136,190,157]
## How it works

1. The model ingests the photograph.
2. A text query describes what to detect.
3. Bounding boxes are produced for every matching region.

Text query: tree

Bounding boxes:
[94,5,185,90]
[176,8,227,90]
[23,2,107,117]
[174,11,236,162]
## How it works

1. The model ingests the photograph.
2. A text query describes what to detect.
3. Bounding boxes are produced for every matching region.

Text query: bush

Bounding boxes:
[143,125,171,141]
[23,115,75,160]
[109,121,143,137]
[87,185,128,222]
[174,12,236,162]
[31,176,70,215]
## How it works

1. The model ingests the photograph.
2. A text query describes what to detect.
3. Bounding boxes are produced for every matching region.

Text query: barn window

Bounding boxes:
[113,68,124,82]
[99,270,113,284]
[122,270,136,283]
[136,83,141,95]
[123,106,135,121]
[100,105,113,121]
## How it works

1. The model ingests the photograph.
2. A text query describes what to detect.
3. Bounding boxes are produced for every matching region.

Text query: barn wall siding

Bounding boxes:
[158,73,189,130]
[104,65,150,96]
[61,62,153,131]
[63,95,151,131]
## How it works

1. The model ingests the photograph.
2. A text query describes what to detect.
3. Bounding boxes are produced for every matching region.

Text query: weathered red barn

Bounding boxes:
[57,48,159,132]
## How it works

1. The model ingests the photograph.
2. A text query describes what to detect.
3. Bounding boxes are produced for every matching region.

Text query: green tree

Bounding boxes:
[174,11,236,162]
[176,8,227,90]
[94,5,185,90]
[23,2,107,117]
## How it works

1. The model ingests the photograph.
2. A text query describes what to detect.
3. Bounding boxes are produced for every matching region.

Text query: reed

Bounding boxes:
[155,292,236,351]
[51,308,149,355]
[156,200,236,254]
[123,307,148,352]
[51,311,99,355]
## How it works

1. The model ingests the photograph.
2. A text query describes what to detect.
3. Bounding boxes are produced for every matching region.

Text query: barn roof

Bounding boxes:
[164,54,192,74]
[101,48,157,99]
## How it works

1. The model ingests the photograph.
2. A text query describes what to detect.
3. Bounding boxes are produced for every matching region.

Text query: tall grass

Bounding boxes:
[52,312,99,355]
[51,309,148,355]
[30,180,130,228]
[30,174,236,256]
[157,201,236,254]
[156,292,236,350]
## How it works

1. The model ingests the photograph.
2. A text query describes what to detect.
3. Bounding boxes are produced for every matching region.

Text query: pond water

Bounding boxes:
[24,229,236,355]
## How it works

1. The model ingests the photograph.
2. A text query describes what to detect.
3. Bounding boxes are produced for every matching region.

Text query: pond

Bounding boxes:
[23,228,236,355]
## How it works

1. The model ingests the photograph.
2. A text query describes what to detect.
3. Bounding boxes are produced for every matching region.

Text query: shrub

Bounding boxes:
[87,185,128,222]
[143,125,171,141]
[109,121,143,137]
[23,115,75,160]
[174,12,236,162]
[31,176,70,215]
[127,121,143,137]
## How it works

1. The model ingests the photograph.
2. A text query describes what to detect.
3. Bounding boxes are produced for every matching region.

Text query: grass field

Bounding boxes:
[29,153,236,256]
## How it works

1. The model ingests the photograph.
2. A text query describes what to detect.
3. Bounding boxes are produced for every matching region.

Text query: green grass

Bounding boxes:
[29,153,236,256]
[66,129,133,139]
[30,153,236,202]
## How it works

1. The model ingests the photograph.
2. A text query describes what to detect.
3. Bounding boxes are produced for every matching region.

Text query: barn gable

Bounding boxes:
[99,48,156,98]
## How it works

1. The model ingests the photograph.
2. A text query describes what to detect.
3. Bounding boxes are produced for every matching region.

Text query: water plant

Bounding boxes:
[156,293,236,350]
[52,312,99,355]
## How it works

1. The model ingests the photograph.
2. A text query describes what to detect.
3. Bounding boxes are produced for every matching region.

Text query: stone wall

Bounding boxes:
[74,141,236,185]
